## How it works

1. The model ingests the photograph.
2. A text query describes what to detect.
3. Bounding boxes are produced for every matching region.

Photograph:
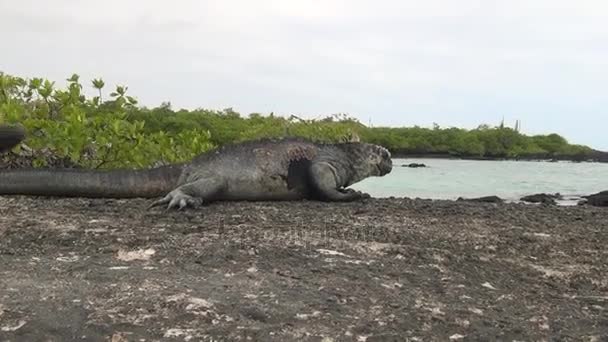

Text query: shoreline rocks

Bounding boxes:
[457,195,503,203]
[520,193,562,205]
[402,163,427,168]
[582,191,608,207]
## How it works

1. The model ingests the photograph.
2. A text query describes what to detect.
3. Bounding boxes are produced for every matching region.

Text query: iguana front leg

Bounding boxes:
[310,162,370,201]
[149,177,226,210]
[339,187,370,198]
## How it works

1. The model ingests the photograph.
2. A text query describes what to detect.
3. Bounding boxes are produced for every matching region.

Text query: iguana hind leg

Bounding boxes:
[149,178,225,210]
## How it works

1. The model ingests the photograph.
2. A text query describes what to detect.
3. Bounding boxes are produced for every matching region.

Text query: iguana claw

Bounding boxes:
[340,188,371,199]
[148,189,200,210]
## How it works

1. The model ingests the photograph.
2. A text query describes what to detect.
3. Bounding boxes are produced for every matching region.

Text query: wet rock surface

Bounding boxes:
[583,191,608,207]
[520,193,562,205]
[457,195,504,203]
[402,163,427,168]
[0,196,607,341]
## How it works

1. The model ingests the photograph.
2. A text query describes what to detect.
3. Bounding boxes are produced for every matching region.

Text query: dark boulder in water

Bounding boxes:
[402,163,427,168]
[520,193,562,205]
[457,195,503,203]
[582,191,608,207]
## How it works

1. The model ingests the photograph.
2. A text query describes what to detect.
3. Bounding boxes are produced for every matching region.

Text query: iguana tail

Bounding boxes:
[0,165,184,198]
[0,124,183,198]
[0,125,26,152]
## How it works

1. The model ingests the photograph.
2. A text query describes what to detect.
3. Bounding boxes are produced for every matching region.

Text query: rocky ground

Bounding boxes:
[0,196,606,341]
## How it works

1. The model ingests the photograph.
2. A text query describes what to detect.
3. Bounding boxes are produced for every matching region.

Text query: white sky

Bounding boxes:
[1,0,607,149]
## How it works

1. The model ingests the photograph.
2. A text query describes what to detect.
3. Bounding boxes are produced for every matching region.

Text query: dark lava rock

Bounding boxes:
[520,193,562,205]
[457,195,503,203]
[402,163,427,168]
[0,145,80,169]
[1,197,607,340]
[582,191,608,207]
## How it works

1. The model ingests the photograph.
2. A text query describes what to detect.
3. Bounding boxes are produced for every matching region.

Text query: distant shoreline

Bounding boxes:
[391,151,608,163]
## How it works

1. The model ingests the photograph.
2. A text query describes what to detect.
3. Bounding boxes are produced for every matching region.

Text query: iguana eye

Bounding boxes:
[379,148,389,159]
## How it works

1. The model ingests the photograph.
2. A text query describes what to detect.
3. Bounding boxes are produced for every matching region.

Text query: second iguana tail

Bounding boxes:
[0,125,26,152]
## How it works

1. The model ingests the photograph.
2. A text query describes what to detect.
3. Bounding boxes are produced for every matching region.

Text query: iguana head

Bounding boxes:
[365,143,393,177]
[338,142,393,186]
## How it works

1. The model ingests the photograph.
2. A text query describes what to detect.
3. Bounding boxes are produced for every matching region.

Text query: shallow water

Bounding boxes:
[353,158,608,204]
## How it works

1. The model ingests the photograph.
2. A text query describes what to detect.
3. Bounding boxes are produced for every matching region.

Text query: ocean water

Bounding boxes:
[352,158,608,204]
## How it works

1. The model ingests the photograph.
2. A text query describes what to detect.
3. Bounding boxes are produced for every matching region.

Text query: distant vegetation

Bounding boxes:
[0,72,601,168]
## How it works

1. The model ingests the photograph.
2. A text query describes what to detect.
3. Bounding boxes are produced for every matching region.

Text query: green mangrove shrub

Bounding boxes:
[0,71,596,168]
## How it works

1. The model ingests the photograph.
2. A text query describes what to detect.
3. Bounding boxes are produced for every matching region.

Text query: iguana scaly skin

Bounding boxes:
[0,137,392,209]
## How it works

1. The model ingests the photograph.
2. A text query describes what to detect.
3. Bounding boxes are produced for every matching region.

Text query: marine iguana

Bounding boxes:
[0,125,26,153]
[0,137,392,209]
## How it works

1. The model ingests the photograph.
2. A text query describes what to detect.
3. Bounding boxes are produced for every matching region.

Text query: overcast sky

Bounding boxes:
[1,0,607,149]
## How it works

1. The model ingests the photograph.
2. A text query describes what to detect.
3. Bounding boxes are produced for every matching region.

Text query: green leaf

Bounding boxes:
[92,78,105,89]
[67,74,80,83]
[29,78,42,90]
[126,96,138,105]
[116,85,126,96]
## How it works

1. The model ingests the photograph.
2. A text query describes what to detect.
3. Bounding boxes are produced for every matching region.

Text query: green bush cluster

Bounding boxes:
[0,72,595,168]
[360,124,592,158]
[0,72,214,168]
